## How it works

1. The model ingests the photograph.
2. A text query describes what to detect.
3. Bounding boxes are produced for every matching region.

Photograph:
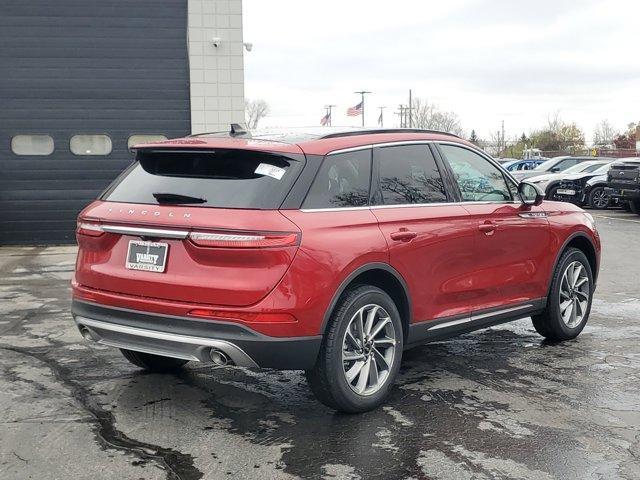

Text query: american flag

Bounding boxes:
[347,101,363,117]
[320,111,331,126]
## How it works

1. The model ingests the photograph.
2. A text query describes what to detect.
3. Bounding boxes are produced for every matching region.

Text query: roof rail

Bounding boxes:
[319,128,462,140]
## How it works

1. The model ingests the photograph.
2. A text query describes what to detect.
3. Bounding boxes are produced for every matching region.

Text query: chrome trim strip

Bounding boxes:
[75,316,259,367]
[101,225,189,239]
[299,206,372,213]
[427,316,473,331]
[326,145,374,155]
[470,304,534,322]
[427,304,534,331]
[300,200,522,213]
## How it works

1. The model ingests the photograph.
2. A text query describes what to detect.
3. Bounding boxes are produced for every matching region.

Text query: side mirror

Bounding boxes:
[550,167,560,172]
[518,181,544,206]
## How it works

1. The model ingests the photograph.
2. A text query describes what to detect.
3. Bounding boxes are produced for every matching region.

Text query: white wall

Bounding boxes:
[187,0,245,134]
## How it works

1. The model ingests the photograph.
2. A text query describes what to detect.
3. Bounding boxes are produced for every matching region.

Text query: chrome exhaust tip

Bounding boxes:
[79,326,97,342]
[209,348,230,366]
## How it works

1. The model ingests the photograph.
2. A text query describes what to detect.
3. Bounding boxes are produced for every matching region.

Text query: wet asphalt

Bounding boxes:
[1,209,639,480]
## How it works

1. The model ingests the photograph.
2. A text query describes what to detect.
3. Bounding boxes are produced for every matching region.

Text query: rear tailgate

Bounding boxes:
[75,147,304,307]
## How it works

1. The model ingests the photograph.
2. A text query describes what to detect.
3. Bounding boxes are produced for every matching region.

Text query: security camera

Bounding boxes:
[212,37,222,47]
[243,42,253,52]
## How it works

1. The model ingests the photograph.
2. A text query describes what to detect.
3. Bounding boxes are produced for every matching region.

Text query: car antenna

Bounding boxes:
[230,123,248,137]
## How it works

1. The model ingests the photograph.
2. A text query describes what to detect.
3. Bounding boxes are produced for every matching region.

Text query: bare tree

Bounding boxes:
[593,120,617,146]
[245,99,270,129]
[410,98,464,137]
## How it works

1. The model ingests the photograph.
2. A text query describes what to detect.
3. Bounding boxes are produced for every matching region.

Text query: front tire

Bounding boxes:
[630,200,640,215]
[306,285,403,413]
[120,349,189,373]
[532,248,594,341]
[587,186,610,210]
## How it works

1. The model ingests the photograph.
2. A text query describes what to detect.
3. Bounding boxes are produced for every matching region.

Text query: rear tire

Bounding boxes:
[630,200,640,215]
[120,349,188,373]
[532,248,594,341]
[587,186,610,210]
[306,285,403,413]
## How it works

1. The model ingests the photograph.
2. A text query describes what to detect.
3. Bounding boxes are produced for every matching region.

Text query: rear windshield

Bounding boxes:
[101,149,303,209]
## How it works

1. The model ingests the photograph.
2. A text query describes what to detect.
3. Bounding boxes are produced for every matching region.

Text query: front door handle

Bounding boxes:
[390,229,418,241]
[478,221,497,235]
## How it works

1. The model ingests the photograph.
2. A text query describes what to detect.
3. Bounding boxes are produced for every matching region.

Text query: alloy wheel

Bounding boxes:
[592,189,609,208]
[559,261,590,328]
[342,304,396,396]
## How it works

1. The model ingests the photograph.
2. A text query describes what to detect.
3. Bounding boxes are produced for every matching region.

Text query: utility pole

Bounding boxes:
[354,90,371,127]
[377,106,386,127]
[324,104,336,127]
[408,89,413,128]
[501,120,505,152]
[397,105,406,128]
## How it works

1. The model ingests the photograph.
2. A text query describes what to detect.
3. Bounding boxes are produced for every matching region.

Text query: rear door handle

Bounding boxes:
[390,229,418,241]
[478,222,497,235]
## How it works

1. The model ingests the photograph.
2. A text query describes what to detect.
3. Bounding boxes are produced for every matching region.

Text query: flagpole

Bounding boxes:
[324,104,336,126]
[354,90,371,127]
[378,106,386,128]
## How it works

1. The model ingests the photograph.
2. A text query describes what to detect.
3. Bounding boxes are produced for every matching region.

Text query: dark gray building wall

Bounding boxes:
[0,0,191,244]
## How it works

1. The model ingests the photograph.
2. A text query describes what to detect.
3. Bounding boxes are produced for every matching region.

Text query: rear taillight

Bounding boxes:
[76,221,104,237]
[188,231,299,248]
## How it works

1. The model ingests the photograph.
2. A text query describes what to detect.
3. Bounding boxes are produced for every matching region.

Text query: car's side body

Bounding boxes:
[72,130,601,374]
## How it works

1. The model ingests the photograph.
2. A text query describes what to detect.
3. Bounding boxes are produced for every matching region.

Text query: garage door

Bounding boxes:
[0,0,191,244]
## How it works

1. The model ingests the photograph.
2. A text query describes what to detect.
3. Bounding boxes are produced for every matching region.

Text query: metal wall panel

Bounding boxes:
[0,0,191,244]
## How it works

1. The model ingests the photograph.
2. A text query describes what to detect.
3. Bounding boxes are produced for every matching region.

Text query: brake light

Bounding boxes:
[77,221,104,237]
[189,231,299,248]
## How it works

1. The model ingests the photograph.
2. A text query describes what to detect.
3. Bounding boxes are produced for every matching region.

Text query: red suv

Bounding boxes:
[72,128,600,413]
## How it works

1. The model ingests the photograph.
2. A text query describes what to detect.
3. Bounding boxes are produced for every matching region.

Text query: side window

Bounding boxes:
[440,144,512,202]
[376,145,447,205]
[302,150,371,209]
[553,159,578,171]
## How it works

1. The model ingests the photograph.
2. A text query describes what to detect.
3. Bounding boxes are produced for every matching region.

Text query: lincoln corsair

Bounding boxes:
[72,128,600,413]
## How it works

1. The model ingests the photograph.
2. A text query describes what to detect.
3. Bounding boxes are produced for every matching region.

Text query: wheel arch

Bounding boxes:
[321,263,412,341]
[550,232,599,289]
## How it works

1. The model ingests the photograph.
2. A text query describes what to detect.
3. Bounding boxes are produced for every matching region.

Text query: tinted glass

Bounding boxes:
[440,144,512,202]
[102,150,303,209]
[70,135,112,155]
[582,163,606,173]
[302,150,371,209]
[377,145,446,205]
[553,158,579,171]
[11,135,54,155]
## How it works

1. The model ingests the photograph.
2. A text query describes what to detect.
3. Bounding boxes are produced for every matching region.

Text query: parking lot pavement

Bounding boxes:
[1,210,639,480]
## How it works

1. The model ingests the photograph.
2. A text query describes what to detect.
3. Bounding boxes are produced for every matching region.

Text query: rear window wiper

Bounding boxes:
[152,193,207,204]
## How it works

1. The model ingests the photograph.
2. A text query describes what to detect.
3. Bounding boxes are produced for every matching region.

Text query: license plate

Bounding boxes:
[557,189,576,196]
[126,240,168,272]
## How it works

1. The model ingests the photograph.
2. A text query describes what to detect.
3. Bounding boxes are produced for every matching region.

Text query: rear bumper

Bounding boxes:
[72,300,322,370]
[605,186,640,200]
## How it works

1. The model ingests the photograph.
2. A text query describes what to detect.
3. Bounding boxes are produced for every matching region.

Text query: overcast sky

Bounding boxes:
[243,0,639,143]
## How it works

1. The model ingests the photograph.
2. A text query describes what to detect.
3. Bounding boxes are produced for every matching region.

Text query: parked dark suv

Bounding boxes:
[605,157,640,214]
[72,128,601,412]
